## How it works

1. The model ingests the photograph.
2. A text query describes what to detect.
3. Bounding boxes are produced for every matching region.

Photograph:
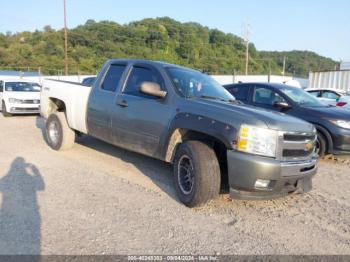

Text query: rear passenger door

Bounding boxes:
[87,64,127,143]
[112,64,174,157]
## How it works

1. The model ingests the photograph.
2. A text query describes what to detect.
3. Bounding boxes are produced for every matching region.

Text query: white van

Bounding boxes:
[0,79,41,116]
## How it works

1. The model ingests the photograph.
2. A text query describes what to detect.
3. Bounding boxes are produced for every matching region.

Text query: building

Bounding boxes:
[340,61,350,70]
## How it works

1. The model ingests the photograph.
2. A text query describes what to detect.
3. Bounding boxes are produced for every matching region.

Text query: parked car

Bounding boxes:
[306,88,350,109]
[40,59,318,207]
[224,83,350,156]
[82,76,97,86]
[0,79,41,117]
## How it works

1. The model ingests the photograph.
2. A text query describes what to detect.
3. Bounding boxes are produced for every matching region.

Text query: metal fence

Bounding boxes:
[309,70,350,91]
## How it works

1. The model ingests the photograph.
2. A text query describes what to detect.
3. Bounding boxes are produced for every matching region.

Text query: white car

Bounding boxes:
[306,88,350,110]
[0,79,41,116]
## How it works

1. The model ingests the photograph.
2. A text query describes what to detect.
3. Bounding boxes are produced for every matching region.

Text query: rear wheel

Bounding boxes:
[1,102,11,117]
[173,141,221,207]
[45,112,75,151]
[316,131,327,157]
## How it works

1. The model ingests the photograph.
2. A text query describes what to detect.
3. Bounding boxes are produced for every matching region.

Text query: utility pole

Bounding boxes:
[63,0,68,75]
[243,23,251,75]
[282,56,286,77]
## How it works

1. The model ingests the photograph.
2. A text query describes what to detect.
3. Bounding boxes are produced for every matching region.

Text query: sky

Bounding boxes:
[1,0,349,61]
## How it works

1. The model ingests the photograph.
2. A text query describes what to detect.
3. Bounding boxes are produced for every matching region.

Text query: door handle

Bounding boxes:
[117,100,128,108]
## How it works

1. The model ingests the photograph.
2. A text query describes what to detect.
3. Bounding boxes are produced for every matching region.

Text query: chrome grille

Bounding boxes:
[277,131,316,161]
[22,99,40,104]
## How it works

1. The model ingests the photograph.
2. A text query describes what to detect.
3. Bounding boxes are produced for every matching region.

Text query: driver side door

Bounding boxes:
[112,64,175,157]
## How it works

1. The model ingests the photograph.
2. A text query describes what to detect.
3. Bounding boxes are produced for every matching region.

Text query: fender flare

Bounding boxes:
[162,112,238,162]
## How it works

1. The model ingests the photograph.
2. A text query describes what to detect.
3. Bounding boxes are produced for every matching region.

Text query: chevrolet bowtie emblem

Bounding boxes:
[305,142,314,151]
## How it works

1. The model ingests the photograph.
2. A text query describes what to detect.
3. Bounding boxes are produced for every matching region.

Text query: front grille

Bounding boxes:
[12,107,39,112]
[21,99,40,104]
[283,149,313,158]
[283,134,315,142]
[277,132,316,161]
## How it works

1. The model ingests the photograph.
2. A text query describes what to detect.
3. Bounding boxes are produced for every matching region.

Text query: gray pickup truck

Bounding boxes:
[40,59,318,207]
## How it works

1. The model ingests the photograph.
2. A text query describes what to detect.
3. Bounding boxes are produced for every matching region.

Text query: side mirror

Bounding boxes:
[274,101,291,109]
[140,82,167,98]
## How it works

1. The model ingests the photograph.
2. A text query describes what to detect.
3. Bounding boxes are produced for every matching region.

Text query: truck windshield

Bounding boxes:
[5,82,41,92]
[166,67,234,102]
[280,86,326,107]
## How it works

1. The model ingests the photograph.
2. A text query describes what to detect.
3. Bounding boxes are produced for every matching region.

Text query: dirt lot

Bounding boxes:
[0,115,349,255]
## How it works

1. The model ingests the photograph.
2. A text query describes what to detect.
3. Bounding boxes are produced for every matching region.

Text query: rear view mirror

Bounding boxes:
[274,101,291,109]
[140,82,167,98]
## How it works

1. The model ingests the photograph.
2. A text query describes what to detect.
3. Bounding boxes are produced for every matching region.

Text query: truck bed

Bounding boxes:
[40,79,91,134]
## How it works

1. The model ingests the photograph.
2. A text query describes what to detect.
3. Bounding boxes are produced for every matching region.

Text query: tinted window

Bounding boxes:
[0,81,3,92]
[322,91,340,100]
[227,85,249,101]
[102,65,126,92]
[253,87,285,105]
[308,90,320,97]
[124,66,164,97]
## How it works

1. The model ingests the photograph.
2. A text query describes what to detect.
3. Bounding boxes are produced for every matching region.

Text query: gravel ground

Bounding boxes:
[0,115,349,255]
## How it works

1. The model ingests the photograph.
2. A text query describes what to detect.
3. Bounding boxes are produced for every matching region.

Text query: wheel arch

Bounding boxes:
[312,123,333,153]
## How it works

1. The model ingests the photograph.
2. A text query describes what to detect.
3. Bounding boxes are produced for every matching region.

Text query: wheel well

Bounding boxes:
[48,98,66,114]
[314,124,333,153]
[166,129,229,187]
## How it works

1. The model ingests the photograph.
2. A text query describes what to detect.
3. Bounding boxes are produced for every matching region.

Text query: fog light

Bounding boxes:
[255,179,270,189]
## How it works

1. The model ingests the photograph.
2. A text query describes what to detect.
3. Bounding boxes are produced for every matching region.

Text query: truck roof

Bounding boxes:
[106,58,200,72]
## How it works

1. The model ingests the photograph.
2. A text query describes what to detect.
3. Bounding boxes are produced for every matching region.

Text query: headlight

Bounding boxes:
[329,120,350,129]
[8,98,22,103]
[237,125,278,157]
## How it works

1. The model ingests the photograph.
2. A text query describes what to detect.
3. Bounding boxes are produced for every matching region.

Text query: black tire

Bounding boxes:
[2,102,12,117]
[173,141,221,207]
[316,131,327,157]
[45,112,75,151]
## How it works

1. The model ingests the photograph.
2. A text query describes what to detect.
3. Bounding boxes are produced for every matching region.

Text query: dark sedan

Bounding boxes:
[224,83,350,156]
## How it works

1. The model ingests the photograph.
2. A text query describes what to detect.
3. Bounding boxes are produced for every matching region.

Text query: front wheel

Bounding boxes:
[174,141,221,207]
[2,102,12,117]
[45,112,76,151]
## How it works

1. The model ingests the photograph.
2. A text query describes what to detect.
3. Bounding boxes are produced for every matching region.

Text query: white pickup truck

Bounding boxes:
[0,79,41,116]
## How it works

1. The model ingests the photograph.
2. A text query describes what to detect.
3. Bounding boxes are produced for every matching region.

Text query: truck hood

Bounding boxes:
[4,91,41,100]
[191,98,315,133]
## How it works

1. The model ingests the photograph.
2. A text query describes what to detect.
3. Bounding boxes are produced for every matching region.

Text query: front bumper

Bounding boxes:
[227,150,318,200]
[330,126,350,154]
[8,104,40,114]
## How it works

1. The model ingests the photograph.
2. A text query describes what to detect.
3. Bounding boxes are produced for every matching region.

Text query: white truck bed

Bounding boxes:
[40,79,91,134]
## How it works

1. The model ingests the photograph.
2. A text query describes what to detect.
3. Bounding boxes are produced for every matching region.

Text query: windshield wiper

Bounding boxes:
[198,95,223,101]
[196,95,243,104]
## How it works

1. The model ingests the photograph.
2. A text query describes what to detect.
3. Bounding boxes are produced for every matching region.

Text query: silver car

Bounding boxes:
[306,88,350,110]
